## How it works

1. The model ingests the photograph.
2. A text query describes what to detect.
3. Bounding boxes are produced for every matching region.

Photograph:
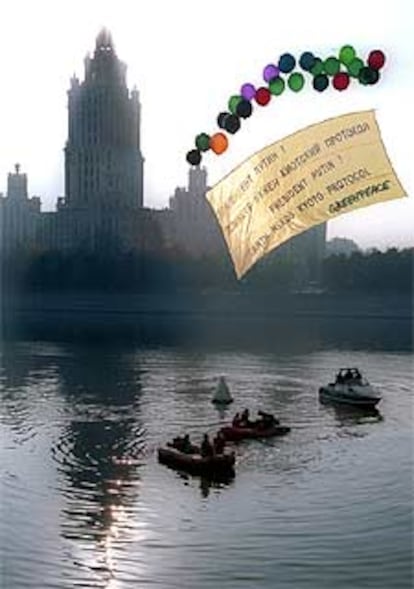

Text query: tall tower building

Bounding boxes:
[64,28,144,211]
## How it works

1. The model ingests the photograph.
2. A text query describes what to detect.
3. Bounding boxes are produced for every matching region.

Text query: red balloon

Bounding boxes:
[368,50,386,70]
[333,72,350,91]
[255,87,271,106]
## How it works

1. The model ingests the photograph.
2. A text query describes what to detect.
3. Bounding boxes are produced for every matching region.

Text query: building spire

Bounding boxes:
[95,27,114,52]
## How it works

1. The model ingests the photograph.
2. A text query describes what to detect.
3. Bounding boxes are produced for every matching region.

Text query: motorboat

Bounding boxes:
[211,376,233,405]
[319,368,381,408]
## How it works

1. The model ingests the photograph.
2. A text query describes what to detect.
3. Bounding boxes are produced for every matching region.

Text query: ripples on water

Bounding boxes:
[1,336,413,588]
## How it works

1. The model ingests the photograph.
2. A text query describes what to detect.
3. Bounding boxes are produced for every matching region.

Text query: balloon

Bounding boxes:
[195,133,210,152]
[186,149,201,166]
[240,83,256,100]
[323,57,341,76]
[228,95,242,115]
[263,64,280,82]
[313,74,329,92]
[217,112,230,129]
[278,53,296,73]
[339,45,356,65]
[288,72,305,92]
[210,133,228,155]
[333,72,350,91]
[347,57,364,77]
[358,67,380,85]
[269,77,285,95]
[224,114,241,134]
[310,58,324,76]
[236,99,253,118]
[255,87,271,106]
[299,52,316,71]
[368,50,386,70]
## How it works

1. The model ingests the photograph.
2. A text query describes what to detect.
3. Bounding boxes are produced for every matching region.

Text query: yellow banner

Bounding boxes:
[206,110,406,279]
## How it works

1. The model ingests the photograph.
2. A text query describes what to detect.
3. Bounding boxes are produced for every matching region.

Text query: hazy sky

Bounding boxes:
[0,0,413,249]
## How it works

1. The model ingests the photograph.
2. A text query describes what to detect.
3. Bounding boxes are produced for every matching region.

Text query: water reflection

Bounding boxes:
[0,341,62,389]
[170,468,236,498]
[329,404,384,426]
[58,422,141,585]
[50,347,146,585]
[211,403,233,421]
[199,473,235,498]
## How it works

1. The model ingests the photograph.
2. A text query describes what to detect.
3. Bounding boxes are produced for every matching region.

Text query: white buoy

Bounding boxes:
[212,376,233,405]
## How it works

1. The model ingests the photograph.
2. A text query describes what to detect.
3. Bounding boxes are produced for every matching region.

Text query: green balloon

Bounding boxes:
[288,72,305,92]
[269,77,285,95]
[347,57,364,77]
[310,58,324,76]
[339,45,356,65]
[324,57,340,76]
[195,133,210,152]
[228,95,242,115]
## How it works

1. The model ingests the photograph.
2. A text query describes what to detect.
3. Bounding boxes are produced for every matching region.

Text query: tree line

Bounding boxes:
[322,248,412,293]
[1,246,412,294]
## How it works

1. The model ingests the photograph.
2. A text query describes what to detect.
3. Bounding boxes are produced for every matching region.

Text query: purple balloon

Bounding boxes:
[240,83,256,100]
[263,64,280,82]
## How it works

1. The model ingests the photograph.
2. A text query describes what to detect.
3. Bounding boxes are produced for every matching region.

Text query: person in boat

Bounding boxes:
[336,371,344,384]
[181,434,194,454]
[200,433,214,458]
[353,368,362,381]
[169,435,184,450]
[232,412,241,427]
[213,431,226,455]
[256,410,279,429]
[344,369,353,382]
[240,408,253,428]
[169,434,193,453]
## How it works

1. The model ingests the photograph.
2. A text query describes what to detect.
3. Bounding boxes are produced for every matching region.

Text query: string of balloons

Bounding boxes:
[186,45,386,166]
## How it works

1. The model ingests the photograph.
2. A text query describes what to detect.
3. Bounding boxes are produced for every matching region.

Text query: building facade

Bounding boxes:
[64,28,144,212]
[51,28,150,254]
[162,166,227,258]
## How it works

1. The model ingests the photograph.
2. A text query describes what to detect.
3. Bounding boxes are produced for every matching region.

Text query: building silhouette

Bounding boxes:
[326,237,360,257]
[65,28,144,211]
[0,29,325,287]
[164,166,227,257]
[0,164,41,255]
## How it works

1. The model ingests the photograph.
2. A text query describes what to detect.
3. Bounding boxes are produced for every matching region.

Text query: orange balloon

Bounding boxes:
[210,132,228,155]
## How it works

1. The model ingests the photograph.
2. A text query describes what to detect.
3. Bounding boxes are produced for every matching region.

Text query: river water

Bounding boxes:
[1,317,413,588]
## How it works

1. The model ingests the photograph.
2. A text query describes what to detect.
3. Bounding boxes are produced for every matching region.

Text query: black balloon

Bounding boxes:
[236,99,253,118]
[186,149,202,166]
[313,74,329,92]
[358,66,380,85]
[217,112,230,129]
[224,114,241,134]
